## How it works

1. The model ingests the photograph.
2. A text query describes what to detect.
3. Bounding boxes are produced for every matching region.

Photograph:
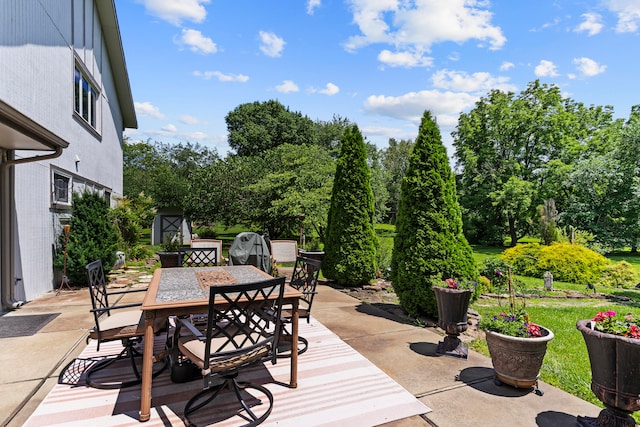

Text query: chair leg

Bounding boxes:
[277,322,309,358]
[184,377,274,427]
[85,341,167,389]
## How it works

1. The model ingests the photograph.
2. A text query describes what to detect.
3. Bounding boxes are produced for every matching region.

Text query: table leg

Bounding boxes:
[290,299,299,388]
[139,312,155,422]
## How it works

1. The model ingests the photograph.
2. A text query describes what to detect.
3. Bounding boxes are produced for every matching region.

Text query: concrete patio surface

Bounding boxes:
[1,272,605,427]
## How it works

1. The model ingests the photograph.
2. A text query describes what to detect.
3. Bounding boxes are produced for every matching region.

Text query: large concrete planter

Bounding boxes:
[576,319,640,427]
[432,286,471,359]
[485,325,554,394]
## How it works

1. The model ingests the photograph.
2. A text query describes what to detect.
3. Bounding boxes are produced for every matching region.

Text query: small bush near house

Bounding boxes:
[595,261,638,288]
[55,191,120,286]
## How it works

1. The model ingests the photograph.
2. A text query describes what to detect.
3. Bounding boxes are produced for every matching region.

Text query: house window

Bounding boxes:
[74,65,98,128]
[53,172,72,206]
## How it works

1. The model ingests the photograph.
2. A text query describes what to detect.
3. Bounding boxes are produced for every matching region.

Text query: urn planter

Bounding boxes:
[485,325,554,395]
[432,286,472,359]
[157,251,180,268]
[576,319,640,427]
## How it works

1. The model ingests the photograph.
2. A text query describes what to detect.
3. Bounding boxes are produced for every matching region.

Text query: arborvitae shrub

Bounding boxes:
[59,191,119,286]
[501,244,543,278]
[391,111,477,318]
[596,261,638,289]
[323,125,378,285]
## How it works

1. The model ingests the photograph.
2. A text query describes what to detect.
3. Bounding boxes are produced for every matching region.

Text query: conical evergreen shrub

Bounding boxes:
[391,111,477,317]
[323,125,378,285]
[59,191,119,286]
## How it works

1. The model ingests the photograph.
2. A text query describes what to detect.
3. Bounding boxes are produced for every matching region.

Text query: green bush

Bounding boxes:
[501,244,542,277]
[56,191,120,286]
[377,238,393,279]
[477,275,492,293]
[193,225,218,239]
[537,242,607,285]
[596,261,638,288]
[480,258,512,288]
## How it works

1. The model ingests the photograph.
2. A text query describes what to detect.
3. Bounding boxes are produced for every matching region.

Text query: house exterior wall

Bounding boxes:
[0,1,127,301]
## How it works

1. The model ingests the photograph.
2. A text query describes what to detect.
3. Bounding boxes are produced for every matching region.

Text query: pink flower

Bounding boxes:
[629,325,640,339]
[527,324,542,337]
[444,278,458,289]
[593,311,615,322]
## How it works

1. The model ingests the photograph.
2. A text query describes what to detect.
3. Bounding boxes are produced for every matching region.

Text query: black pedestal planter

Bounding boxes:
[157,251,179,268]
[576,319,640,427]
[432,286,472,359]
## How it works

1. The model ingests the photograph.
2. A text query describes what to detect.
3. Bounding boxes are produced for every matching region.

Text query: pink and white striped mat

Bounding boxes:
[24,317,430,427]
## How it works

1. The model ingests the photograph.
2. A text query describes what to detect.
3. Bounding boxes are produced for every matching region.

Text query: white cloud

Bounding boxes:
[431,69,517,93]
[309,82,340,95]
[573,57,607,76]
[344,0,506,52]
[176,28,217,54]
[179,114,205,125]
[134,101,165,120]
[259,31,286,57]
[140,0,209,26]
[193,70,249,82]
[307,0,321,15]
[363,89,478,122]
[575,13,603,36]
[162,123,177,132]
[276,80,299,93]
[500,61,514,71]
[603,0,640,32]
[534,60,559,77]
[377,49,434,68]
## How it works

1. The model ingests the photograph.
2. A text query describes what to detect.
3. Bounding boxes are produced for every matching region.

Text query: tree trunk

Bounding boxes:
[508,216,518,247]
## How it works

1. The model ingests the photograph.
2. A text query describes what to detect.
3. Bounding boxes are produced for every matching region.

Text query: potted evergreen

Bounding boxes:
[478,267,554,395]
[157,233,183,268]
[576,311,640,427]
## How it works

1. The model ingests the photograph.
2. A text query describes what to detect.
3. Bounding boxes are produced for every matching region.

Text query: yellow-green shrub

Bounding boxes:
[596,261,638,289]
[537,242,607,285]
[501,243,542,277]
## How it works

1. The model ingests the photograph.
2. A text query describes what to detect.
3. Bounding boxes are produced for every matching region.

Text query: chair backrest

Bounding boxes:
[290,256,321,313]
[178,247,218,267]
[202,276,286,382]
[270,240,298,264]
[86,260,110,316]
[191,239,224,265]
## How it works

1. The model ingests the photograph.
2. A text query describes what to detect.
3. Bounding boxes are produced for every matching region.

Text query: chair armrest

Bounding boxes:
[176,317,206,341]
[90,302,142,314]
[107,288,146,296]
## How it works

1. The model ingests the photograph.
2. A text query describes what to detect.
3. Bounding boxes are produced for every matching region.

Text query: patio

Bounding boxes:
[1,270,602,427]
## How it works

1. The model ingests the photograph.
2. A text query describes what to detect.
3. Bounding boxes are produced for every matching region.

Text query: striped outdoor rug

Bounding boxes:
[24,317,430,426]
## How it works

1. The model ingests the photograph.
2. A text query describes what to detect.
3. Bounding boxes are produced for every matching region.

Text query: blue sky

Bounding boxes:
[115,0,640,156]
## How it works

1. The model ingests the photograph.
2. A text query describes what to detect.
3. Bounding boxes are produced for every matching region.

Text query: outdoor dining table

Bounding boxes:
[138,265,302,422]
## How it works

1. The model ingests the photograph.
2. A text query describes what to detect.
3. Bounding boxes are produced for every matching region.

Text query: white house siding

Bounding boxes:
[1,1,126,301]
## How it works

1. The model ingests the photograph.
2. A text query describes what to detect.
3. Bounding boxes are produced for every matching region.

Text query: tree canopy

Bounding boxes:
[226,100,317,156]
[453,80,618,246]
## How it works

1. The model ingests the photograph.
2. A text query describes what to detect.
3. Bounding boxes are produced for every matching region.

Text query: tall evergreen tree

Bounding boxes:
[391,111,477,317]
[323,125,378,285]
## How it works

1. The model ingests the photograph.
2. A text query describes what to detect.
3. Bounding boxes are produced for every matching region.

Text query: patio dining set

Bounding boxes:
[77,237,322,427]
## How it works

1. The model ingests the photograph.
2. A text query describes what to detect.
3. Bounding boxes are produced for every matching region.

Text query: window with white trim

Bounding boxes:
[74,65,98,128]
[53,171,72,206]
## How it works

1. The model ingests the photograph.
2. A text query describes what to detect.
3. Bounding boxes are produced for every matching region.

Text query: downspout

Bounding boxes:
[1,147,64,310]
